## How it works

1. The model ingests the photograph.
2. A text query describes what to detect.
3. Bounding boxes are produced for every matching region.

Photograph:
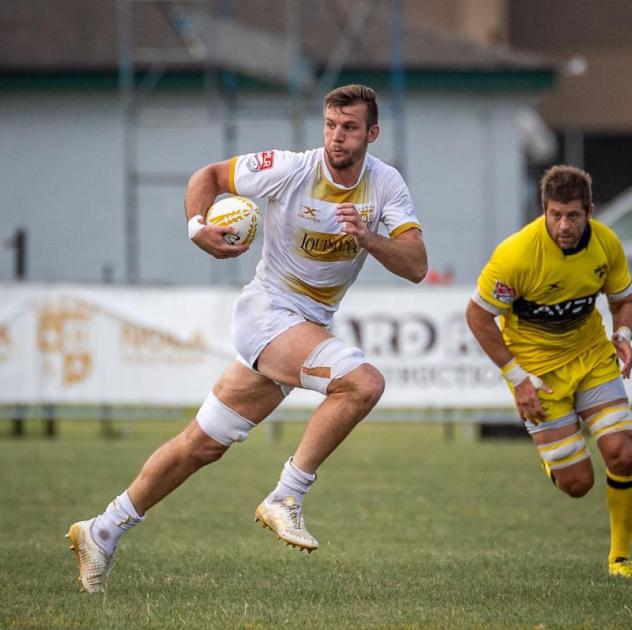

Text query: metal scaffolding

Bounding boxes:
[116,0,405,284]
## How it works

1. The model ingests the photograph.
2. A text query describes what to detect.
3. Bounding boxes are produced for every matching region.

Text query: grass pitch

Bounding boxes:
[1,419,631,629]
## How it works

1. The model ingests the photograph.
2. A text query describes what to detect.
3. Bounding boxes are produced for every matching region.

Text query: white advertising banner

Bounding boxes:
[0,284,618,409]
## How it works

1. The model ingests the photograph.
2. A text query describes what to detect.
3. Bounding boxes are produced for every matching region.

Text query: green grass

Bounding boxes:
[1,420,632,629]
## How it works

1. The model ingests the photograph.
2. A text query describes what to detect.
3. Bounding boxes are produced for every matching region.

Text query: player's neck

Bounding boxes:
[324,155,365,188]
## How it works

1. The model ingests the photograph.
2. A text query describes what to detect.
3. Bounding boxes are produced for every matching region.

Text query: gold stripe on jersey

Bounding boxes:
[294,229,360,262]
[228,157,238,194]
[311,164,370,204]
[389,222,421,239]
[283,273,348,306]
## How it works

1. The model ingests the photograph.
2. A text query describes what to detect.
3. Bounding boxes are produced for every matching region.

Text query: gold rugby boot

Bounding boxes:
[255,496,318,552]
[66,519,115,593]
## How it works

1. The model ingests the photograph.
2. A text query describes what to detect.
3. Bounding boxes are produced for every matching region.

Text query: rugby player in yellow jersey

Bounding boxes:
[467,165,632,578]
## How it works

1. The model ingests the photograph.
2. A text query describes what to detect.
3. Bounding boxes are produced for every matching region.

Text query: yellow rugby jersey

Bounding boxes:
[227,148,421,326]
[474,216,631,374]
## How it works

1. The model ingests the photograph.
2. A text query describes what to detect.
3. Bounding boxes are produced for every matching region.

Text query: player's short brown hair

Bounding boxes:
[540,165,593,213]
[324,84,378,128]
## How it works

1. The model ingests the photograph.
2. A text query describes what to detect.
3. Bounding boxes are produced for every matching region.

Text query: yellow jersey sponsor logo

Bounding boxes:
[295,229,359,262]
[513,293,597,332]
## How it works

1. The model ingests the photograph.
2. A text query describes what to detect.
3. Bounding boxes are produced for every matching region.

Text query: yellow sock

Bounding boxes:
[606,470,632,564]
[540,459,557,488]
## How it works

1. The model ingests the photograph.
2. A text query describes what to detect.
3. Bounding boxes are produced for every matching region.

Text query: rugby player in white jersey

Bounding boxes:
[66,84,428,592]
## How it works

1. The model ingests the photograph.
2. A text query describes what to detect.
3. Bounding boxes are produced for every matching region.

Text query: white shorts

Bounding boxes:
[231,283,319,368]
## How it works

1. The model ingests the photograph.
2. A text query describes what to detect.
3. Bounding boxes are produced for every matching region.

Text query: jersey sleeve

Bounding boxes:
[474,240,522,315]
[229,150,304,200]
[378,167,421,238]
[602,227,632,299]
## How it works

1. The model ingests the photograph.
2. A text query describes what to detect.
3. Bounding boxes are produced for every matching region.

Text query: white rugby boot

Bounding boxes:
[255,496,319,552]
[66,519,115,593]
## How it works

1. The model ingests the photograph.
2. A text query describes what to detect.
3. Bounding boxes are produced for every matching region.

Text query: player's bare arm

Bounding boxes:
[185,160,249,259]
[336,203,427,283]
[610,294,632,378]
[466,300,551,423]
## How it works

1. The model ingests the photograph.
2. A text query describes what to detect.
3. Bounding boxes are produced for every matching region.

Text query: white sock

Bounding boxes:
[269,458,316,506]
[91,491,144,555]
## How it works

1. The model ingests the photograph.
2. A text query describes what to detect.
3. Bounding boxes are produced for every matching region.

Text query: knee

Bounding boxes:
[561,479,593,498]
[606,444,632,477]
[335,363,385,409]
[601,430,632,476]
[557,471,594,498]
[180,422,228,468]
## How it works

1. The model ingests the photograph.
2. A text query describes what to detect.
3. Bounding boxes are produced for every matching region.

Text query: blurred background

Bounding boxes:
[4,6,632,622]
[3,0,632,286]
[2,0,632,424]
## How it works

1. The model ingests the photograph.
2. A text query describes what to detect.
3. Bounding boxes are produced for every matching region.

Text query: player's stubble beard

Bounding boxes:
[547,217,589,249]
[325,138,369,172]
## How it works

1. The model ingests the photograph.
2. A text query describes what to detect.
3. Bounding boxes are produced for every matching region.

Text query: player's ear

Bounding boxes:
[587,203,595,219]
[367,124,379,143]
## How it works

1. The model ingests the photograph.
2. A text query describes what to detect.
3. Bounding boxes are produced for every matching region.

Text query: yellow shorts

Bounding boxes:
[524,338,621,428]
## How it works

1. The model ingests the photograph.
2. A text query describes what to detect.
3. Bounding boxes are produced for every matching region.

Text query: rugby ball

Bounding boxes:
[206,195,260,246]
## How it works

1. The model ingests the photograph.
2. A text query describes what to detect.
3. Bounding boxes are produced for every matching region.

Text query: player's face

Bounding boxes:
[544,199,593,249]
[323,103,379,172]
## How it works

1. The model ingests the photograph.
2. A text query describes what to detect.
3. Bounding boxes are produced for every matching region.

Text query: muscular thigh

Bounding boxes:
[212,359,286,423]
[256,322,333,387]
[531,419,583,448]
[527,344,620,431]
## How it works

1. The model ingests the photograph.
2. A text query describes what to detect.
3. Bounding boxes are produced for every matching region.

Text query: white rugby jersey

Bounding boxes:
[228,147,421,325]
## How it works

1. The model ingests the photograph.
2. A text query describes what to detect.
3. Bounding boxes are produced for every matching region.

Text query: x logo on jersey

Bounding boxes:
[298,206,319,222]
[546,281,563,292]
[594,264,607,278]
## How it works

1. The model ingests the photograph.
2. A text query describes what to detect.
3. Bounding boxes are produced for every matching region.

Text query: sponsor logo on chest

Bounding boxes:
[295,230,359,262]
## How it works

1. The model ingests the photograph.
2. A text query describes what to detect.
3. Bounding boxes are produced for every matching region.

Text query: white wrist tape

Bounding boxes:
[613,326,632,344]
[187,215,205,240]
[501,358,543,390]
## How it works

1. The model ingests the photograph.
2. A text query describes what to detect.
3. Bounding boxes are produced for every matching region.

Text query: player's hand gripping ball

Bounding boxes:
[206,195,260,246]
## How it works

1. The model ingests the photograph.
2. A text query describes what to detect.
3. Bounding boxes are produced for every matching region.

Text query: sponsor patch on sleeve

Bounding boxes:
[246,150,275,172]
[492,280,517,304]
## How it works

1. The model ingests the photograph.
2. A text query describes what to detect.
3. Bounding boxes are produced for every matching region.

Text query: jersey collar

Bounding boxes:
[562,223,591,255]
[540,216,592,258]
[320,149,368,190]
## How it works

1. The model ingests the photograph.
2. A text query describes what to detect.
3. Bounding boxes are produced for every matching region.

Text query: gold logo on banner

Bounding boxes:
[120,323,206,364]
[37,298,93,385]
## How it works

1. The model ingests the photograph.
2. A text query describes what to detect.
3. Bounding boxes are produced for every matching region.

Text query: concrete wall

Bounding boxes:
[0,88,528,287]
